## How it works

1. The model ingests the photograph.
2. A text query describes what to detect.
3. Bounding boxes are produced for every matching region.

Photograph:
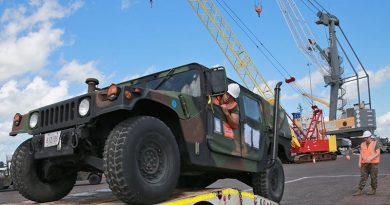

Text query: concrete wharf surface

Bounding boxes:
[0,154,389,205]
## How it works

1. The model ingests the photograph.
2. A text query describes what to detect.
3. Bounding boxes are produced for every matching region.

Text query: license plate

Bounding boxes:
[44,131,61,147]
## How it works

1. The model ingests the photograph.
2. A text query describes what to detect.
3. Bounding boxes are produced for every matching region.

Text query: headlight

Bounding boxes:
[78,98,90,117]
[29,112,39,128]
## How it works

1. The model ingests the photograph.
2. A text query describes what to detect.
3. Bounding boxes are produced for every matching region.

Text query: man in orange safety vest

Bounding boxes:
[213,83,240,139]
[352,130,381,196]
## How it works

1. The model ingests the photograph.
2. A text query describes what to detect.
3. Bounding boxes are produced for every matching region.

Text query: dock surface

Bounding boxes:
[1,154,389,205]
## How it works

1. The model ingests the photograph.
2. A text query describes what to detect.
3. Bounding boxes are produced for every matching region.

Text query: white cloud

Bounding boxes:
[0,77,70,121]
[377,112,390,139]
[367,66,390,88]
[281,93,300,101]
[0,77,71,162]
[0,0,83,81]
[344,66,390,103]
[57,60,104,83]
[294,69,324,94]
[122,66,155,81]
[121,0,138,10]
[0,22,63,81]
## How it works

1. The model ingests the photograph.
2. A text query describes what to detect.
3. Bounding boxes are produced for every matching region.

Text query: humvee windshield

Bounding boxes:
[145,69,201,98]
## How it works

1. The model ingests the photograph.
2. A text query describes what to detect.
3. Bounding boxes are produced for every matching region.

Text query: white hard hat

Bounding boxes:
[362,130,372,138]
[227,83,240,98]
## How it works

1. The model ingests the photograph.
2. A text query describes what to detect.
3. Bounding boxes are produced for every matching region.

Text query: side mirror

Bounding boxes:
[0,161,4,167]
[205,66,227,96]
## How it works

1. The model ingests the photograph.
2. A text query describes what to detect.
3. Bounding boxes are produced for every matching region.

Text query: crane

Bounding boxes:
[187,0,274,101]
[276,0,376,140]
[275,0,344,120]
[302,92,329,107]
[187,0,342,162]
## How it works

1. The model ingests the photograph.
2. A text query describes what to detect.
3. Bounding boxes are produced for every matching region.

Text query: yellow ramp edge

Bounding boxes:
[160,188,278,205]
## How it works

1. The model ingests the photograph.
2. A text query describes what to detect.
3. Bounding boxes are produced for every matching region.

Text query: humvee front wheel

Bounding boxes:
[104,116,180,204]
[11,139,77,202]
[252,158,284,203]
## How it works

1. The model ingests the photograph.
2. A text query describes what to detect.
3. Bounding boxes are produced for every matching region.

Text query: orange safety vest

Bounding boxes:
[360,141,380,164]
[213,96,238,139]
[213,96,238,110]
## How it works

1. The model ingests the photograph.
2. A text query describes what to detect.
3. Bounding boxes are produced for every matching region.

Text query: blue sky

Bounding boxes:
[0,0,389,161]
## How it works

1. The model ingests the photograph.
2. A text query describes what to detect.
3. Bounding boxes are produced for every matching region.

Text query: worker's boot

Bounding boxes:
[367,189,376,195]
[352,189,363,196]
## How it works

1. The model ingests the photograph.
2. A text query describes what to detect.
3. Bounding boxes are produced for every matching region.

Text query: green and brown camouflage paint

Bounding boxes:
[10,63,291,173]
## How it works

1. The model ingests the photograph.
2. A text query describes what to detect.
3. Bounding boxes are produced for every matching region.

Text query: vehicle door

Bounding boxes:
[207,94,242,157]
[239,93,265,161]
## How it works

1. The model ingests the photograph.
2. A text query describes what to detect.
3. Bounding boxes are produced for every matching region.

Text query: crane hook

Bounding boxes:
[255,5,262,17]
[150,0,153,8]
[285,77,296,84]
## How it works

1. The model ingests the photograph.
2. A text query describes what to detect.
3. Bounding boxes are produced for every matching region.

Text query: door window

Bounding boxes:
[243,95,261,122]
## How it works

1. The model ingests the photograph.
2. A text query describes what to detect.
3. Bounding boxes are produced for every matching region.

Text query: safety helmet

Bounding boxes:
[227,83,240,98]
[362,130,372,138]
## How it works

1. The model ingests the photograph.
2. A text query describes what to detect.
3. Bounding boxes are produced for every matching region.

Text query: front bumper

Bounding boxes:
[31,127,77,159]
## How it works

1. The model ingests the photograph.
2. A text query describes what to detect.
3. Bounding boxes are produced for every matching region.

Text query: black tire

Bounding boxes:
[104,116,180,204]
[11,139,77,202]
[88,173,102,185]
[331,153,337,160]
[252,158,284,203]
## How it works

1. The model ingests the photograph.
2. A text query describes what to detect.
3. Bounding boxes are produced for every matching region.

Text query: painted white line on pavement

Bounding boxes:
[242,173,390,191]
[286,174,390,184]
[68,192,97,197]
[95,188,112,193]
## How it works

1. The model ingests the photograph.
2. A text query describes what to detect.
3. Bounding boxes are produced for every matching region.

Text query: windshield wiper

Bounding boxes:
[154,67,177,90]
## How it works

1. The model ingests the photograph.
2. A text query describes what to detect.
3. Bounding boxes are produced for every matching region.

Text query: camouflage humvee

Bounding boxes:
[10,63,291,204]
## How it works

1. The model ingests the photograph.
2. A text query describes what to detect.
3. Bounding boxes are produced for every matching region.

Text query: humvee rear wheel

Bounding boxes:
[104,116,180,204]
[11,139,77,202]
[252,158,284,203]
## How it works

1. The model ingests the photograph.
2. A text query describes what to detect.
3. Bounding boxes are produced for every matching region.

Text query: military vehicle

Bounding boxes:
[336,138,352,155]
[77,172,103,185]
[9,63,291,204]
[0,160,12,190]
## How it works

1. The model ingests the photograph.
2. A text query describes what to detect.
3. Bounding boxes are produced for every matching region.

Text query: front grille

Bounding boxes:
[40,101,76,128]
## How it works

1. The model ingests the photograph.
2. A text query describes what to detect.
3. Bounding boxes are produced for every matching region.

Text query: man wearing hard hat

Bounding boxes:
[352,130,381,196]
[213,83,240,138]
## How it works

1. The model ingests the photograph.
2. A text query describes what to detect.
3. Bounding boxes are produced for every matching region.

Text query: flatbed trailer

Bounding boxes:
[4,188,278,205]
[160,188,278,205]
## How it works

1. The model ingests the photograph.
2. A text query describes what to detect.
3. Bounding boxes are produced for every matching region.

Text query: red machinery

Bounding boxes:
[290,106,337,163]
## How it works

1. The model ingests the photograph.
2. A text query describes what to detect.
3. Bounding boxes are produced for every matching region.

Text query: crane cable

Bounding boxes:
[221,0,293,77]
[306,0,322,12]
[299,0,316,15]
[312,0,330,13]
[218,0,314,106]
[215,0,288,78]
[216,0,314,106]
